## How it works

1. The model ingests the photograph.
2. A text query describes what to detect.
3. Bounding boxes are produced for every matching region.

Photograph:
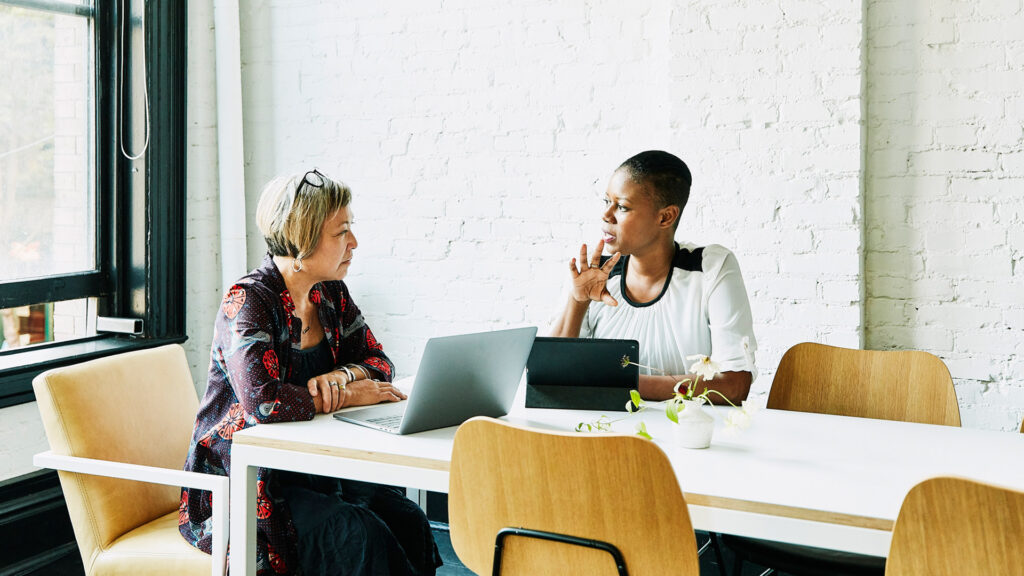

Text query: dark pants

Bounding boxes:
[276,472,442,576]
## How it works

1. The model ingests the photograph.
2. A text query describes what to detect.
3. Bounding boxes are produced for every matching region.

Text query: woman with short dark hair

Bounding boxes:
[550,151,758,404]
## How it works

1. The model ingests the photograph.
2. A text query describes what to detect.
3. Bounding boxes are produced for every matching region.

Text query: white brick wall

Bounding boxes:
[865,0,1024,430]
[240,0,678,379]
[182,0,222,395]
[237,0,865,403]
[668,0,866,397]
[0,402,50,481]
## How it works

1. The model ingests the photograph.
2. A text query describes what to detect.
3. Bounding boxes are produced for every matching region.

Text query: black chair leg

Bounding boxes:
[711,533,727,576]
[732,554,745,576]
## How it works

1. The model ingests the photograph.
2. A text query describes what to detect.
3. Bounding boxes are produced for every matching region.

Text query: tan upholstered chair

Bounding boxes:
[886,477,1024,576]
[32,344,226,576]
[722,342,960,576]
[449,417,700,576]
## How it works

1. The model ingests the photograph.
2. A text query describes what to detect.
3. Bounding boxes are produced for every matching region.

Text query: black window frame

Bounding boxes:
[0,0,186,408]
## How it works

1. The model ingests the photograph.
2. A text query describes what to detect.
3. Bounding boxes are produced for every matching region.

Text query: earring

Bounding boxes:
[292,257,303,273]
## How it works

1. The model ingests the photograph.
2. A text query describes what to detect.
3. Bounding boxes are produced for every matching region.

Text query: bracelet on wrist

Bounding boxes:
[339,366,355,384]
[345,364,365,381]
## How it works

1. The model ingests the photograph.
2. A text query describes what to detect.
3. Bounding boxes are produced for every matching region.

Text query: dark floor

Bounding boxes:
[32,528,788,576]
[433,523,472,575]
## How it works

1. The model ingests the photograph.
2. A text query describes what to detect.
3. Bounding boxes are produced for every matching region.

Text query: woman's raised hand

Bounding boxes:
[569,240,621,307]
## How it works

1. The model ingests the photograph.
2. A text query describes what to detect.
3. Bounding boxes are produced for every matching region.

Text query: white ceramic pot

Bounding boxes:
[672,399,714,449]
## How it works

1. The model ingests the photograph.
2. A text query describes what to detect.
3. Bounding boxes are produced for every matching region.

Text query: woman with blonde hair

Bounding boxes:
[179,169,441,575]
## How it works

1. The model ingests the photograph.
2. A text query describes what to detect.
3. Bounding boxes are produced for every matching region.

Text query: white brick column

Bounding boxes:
[865,0,1024,430]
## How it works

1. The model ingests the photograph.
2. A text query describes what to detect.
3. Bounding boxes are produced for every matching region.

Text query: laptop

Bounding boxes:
[333,326,537,434]
[525,337,639,411]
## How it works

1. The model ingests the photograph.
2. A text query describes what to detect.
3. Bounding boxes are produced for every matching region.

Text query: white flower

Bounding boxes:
[721,399,762,437]
[740,398,763,417]
[686,354,720,381]
[723,409,753,435]
[726,409,752,429]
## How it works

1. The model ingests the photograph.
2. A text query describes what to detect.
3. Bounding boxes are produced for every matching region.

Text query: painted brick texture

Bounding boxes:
[240,0,679,375]
[668,0,866,394]
[865,0,1024,430]
[238,0,865,404]
[184,0,224,395]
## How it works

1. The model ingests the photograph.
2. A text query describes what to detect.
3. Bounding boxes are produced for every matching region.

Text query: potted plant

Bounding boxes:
[621,355,758,448]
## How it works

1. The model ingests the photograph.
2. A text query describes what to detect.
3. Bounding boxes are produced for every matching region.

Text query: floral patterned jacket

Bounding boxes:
[179,253,394,575]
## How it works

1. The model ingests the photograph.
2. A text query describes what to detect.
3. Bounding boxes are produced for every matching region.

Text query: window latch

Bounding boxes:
[96,316,144,335]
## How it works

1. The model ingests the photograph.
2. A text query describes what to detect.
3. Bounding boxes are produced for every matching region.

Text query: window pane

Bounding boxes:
[0,297,95,350]
[50,1,93,8]
[0,5,95,282]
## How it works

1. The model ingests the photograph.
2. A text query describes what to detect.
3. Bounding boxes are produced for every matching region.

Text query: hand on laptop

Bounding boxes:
[341,379,407,411]
[308,372,407,414]
[569,239,621,307]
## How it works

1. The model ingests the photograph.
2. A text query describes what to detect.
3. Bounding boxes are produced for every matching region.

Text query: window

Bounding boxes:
[1,1,98,350]
[0,0,186,408]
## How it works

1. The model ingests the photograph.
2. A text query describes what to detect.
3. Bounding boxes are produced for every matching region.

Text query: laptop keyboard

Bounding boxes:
[366,415,403,430]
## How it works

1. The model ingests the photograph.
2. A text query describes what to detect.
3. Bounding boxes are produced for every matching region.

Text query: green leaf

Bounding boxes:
[666,401,679,424]
[635,421,652,440]
[629,389,643,408]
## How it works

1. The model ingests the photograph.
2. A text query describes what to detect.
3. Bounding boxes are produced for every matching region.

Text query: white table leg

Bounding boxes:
[405,488,429,513]
[230,446,258,576]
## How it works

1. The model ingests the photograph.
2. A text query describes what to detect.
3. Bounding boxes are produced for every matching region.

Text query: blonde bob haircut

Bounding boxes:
[255,170,352,260]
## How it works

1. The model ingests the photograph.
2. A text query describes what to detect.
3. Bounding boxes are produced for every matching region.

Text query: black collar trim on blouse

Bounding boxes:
[617,243,705,308]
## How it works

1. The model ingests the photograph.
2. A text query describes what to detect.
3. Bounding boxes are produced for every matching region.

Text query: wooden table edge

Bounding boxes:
[685,493,894,531]
[234,435,893,532]
[233,435,451,472]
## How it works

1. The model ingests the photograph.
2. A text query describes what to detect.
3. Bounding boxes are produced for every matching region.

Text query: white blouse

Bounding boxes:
[578,242,758,379]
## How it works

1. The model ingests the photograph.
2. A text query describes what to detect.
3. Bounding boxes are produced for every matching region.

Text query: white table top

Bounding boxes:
[234,383,1024,532]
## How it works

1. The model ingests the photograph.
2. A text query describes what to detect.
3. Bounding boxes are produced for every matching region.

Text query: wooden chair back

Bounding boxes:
[886,476,1024,575]
[449,417,700,576]
[767,342,960,426]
